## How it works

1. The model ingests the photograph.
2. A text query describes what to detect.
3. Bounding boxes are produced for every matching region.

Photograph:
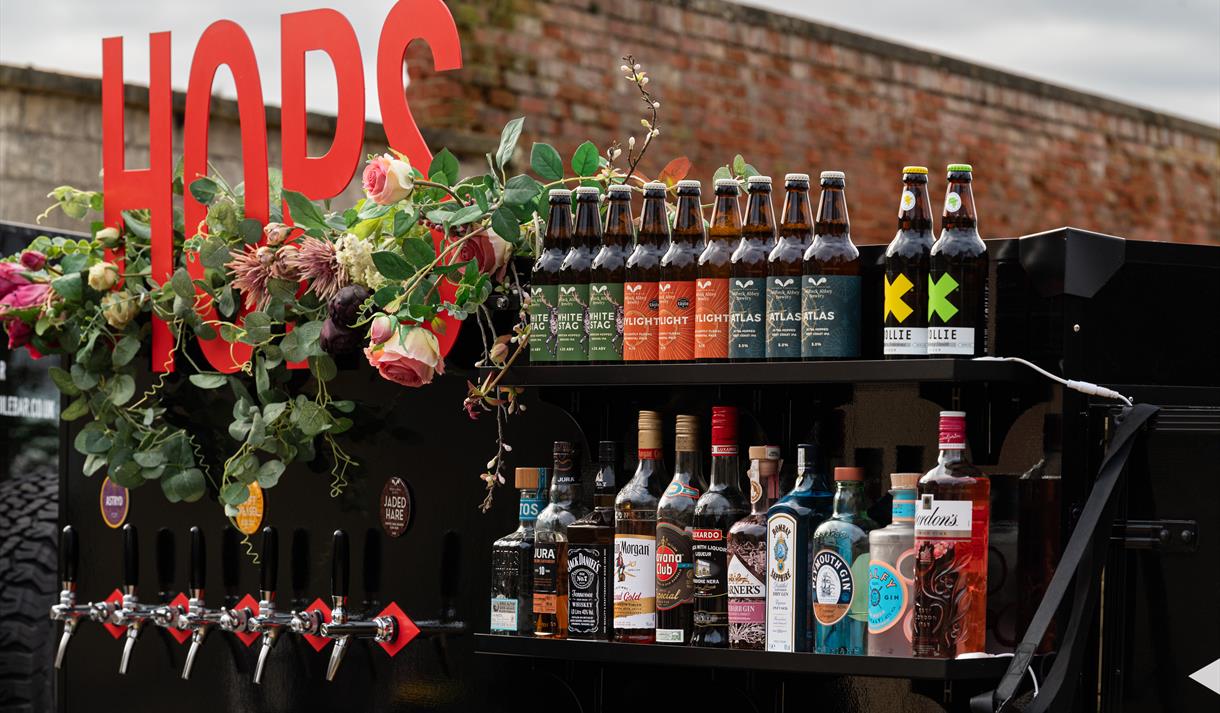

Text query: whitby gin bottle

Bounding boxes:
[567,442,619,640]
[490,467,547,635]
[534,441,588,638]
[812,467,877,655]
[867,472,919,655]
[728,445,779,649]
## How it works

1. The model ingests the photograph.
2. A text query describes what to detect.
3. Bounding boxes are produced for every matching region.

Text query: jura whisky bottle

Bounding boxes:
[589,185,631,362]
[928,164,988,356]
[730,176,775,361]
[802,171,860,359]
[695,179,739,362]
[812,467,876,655]
[567,442,619,640]
[656,414,705,644]
[530,190,571,363]
[624,182,668,362]
[614,411,667,643]
[728,445,779,649]
[767,174,811,360]
[659,180,703,362]
[868,472,919,656]
[490,467,548,636]
[534,441,588,638]
[884,167,935,357]
[557,187,598,362]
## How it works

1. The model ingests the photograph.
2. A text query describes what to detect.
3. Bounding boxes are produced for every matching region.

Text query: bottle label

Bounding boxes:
[567,544,611,637]
[913,494,990,656]
[766,513,797,652]
[528,285,559,363]
[914,496,972,537]
[613,534,656,630]
[532,543,559,614]
[927,271,979,355]
[801,274,860,358]
[587,282,624,361]
[900,190,916,212]
[692,527,729,629]
[765,276,801,359]
[813,549,853,626]
[490,597,519,632]
[655,521,694,612]
[728,538,767,648]
[519,495,544,522]
[556,283,589,361]
[694,277,729,360]
[892,490,916,522]
[884,271,926,355]
[728,277,765,359]
[868,560,907,634]
[944,192,962,213]
[663,480,700,500]
[657,280,695,361]
[623,281,659,361]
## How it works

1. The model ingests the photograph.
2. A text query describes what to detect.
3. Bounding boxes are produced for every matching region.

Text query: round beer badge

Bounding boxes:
[944,191,962,213]
[380,477,412,538]
[900,189,916,212]
[234,483,264,535]
[99,477,129,528]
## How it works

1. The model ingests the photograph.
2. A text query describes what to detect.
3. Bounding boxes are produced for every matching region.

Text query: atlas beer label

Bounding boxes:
[766,514,797,651]
[587,282,624,361]
[532,543,559,614]
[657,280,695,361]
[691,527,729,629]
[765,276,801,359]
[567,544,611,637]
[528,285,559,362]
[693,277,729,359]
[489,597,519,632]
[556,283,589,361]
[813,549,854,626]
[623,281,659,361]
[728,277,765,359]
[884,270,926,355]
[613,534,656,630]
[801,274,860,358]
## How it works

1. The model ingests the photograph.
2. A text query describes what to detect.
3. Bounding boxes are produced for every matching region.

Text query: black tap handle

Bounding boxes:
[156,528,176,595]
[60,526,78,584]
[260,527,278,593]
[189,526,206,591]
[122,524,139,588]
[331,530,349,599]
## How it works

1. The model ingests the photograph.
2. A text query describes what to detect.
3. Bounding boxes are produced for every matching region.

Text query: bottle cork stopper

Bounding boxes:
[834,466,863,481]
[515,467,540,489]
[890,472,921,490]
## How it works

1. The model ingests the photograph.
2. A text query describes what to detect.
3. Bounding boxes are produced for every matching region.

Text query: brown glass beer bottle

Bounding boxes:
[766,174,811,361]
[883,166,935,357]
[659,180,703,362]
[729,175,775,361]
[529,189,572,363]
[801,170,860,359]
[624,182,669,362]
[695,179,740,362]
[928,164,987,356]
[588,185,631,363]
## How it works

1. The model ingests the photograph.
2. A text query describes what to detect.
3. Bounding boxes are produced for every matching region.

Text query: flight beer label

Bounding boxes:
[657,280,695,361]
[556,283,589,361]
[927,271,974,355]
[765,276,801,358]
[613,534,656,630]
[587,282,623,361]
[728,277,765,359]
[693,277,729,360]
[567,544,611,637]
[800,274,860,358]
[528,285,559,362]
[623,281,659,361]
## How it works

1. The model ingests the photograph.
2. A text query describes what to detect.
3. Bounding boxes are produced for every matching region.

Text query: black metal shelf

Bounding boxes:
[474,634,1013,681]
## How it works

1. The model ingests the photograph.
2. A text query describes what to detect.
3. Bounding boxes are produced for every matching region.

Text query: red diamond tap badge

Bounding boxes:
[166,593,191,644]
[102,589,125,640]
[376,602,418,658]
[232,594,260,647]
[302,598,332,652]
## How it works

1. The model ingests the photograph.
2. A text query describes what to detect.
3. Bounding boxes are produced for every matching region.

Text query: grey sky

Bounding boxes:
[1,0,1217,125]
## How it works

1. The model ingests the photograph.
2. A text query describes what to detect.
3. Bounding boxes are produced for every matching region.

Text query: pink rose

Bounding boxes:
[361,153,415,206]
[0,262,29,299]
[0,282,49,316]
[20,251,47,271]
[456,230,497,274]
[486,228,513,281]
[369,314,395,345]
[4,318,32,349]
[363,326,445,388]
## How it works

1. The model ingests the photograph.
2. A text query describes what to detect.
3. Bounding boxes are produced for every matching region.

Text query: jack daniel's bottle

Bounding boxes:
[566,442,619,640]
[655,415,705,644]
[490,467,547,635]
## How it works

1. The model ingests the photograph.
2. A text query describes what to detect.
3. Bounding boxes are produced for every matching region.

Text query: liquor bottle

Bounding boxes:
[655,414,705,644]
[730,176,775,361]
[883,166,934,357]
[529,190,571,363]
[557,187,598,362]
[928,164,988,356]
[766,443,833,652]
[490,467,548,636]
[913,411,990,657]
[802,171,860,359]
[695,179,739,362]
[589,185,631,363]
[614,411,667,643]
[767,173,811,361]
[812,467,875,655]
[659,180,703,362]
[691,406,748,647]
[623,182,668,362]
[534,441,588,638]
[728,445,779,649]
[567,442,619,640]
[867,472,919,655]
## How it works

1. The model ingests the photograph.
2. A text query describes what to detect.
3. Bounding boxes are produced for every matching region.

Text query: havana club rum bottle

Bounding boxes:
[623,183,668,362]
[691,406,748,647]
[883,167,934,357]
[490,467,548,636]
[557,187,599,362]
[655,414,705,644]
[589,185,631,362]
[727,445,779,649]
[913,411,990,657]
[812,467,876,655]
[659,181,703,362]
[534,441,588,638]
[729,176,775,361]
[529,190,571,363]
[695,179,739,362]
[766,174,811,361]
[567,442,619,640]
[928,164,988,356]
[867,472,919,656]
[802,171,860,359]
[614,411,667,643]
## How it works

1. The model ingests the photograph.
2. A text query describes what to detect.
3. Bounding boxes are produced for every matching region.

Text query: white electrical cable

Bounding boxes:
[973,356,1134,406]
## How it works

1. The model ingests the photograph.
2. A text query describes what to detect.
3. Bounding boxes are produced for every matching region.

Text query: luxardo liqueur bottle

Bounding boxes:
[623,182,669,362]
[928,164,988,356]
[729,176,775,361]
[658,181,703,362]
[802,171,860,359]
[490,467,547,636]
[655,414,705,644]
[695,179,739,362]
[567,442,619,640]
[883,167,935,357]
[534,441,588,638]
[766,174,811,361]
[913,411,990,657]
[529,190,571,363]
[589,185,631,362]
[614,411,667,643]
[557,187,599,362]
[728,445,779,649]
[868,472,919,656]
[812,467,876,655]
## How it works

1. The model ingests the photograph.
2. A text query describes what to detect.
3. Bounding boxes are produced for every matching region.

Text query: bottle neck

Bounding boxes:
[672,194,704,246]
[518,488,542,530]
[551,456,580,506]
[779,187,812,240]
[545,203,572,252]
[638,196,669,247]
[832,480,865,518]
[744,189,775,241]
[674,448,703,485]
[898,179,933,234]
[814,185,849,238]
[593,461,616,510]
[748,460,774,514]
[889,487,915,528]
[603,198,633,247]
[938,446,966,466]
[941,179,978,233]
[708,444,740,492]
[709,193,742,244]
[573,199,601,249]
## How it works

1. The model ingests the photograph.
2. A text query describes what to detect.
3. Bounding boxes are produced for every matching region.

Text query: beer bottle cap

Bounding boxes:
[747,175,772,185]
[820,170,846,181]
[548,188,571,198]
[642,181,667,193]
[515,467,540,489]
[784,173,810,182]
[714,178,739,189]
[902,166,929,175]
[834,466,864,481]
[575,186,600,198]
[890,472,921,490]
[607,184,632,196]
[947,163,973,173]
[675,179,701,189]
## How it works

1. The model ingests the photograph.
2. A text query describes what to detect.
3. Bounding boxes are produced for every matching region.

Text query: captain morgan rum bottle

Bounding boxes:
[614,411,667,642]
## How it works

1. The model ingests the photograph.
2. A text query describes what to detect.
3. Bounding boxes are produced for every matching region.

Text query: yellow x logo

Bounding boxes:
[884,273,914,323]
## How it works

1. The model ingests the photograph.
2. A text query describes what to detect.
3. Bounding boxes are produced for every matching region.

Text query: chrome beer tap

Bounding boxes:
[49,526,91,669]
[180,526,223,680]
[226,527,294,684]
[99,524,156,675]
[319,530,397,682]
[150,528,187,631]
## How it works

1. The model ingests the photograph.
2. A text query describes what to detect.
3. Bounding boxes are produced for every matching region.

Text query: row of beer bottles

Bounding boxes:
[527,165,987,365]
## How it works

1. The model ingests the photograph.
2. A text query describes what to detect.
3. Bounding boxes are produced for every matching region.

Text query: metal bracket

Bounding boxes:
[1112,519,1198,552]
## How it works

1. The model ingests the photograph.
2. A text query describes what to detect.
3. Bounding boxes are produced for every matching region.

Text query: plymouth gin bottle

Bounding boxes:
[728,445,779,649]
[614,411,667,643]
[914,411,990,657]
[812,467,875,655]
[567,442,619,640]
[928,164,988,356]
[656,414,705,644]
[490,467,547,635]
[868,472,919,655]
[766,174,811,360]
[691,406,748,647]
[589,185,631,362]
[883,167,934,357]
[695,179,740,362]
[557,187,599,362]
[534,441,588,638]
[730,176,775,361]
[530,190,571,362]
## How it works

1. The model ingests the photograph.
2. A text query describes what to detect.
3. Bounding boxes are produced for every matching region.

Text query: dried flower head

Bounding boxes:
[281,237,347,302]
[226,245,280,311]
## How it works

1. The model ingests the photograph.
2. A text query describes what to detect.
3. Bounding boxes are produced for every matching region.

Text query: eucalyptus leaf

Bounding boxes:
[134,450,166,468]
[293,401,331,437]
[171,268,195,300]
[256,460,286,488]
[112,336,140,367]
[309,354,337,382]
[189,177,220,205]
[83,453,107,477]
[242,312,273,344]
[107,374,136,406]
[70,363,98,390]
[189,374,227,389]
[61,397,89,421]
[49,366,80,396]
[238,218,263,245]
[221,482,250,506]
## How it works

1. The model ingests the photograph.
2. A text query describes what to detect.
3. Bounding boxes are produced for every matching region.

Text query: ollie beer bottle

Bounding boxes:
[767,174,811,361]
[730,176,775,361]
[589,185,631,362]
[557,187,598,362]
[928,164,987,356]
[659,180,703,362]
[802,171,860,359]
[884,167,935,357]
[624,182,668,362]
[696,179,740,362]
[529,190,571,363]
